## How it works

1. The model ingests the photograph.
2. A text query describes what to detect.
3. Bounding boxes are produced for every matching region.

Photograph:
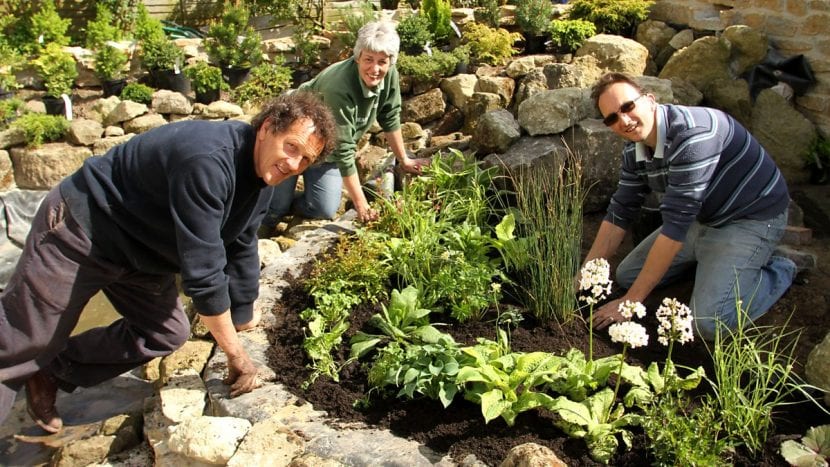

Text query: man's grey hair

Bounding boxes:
[353,20,400,65]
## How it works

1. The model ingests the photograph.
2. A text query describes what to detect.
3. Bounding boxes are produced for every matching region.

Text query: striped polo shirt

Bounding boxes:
[605,104,789,242]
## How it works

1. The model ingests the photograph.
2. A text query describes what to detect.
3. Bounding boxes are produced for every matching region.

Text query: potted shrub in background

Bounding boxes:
[94,44,130,97]
[515,0,553,54]
[204,3,262,88]
[31,42,78,117]
[547,18,596,54]
[396,13,433,55]
[135,4,188,93]
[185,61,229,104]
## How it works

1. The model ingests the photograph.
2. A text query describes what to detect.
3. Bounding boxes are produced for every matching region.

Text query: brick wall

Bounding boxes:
[649,0,830,137]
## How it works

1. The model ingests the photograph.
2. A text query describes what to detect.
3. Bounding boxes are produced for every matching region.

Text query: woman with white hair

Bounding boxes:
[263,21,431,226]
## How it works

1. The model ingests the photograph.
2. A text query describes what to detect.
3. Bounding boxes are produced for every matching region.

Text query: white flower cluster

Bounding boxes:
[578,258,612,305]
[656,297,694,346]
[608,321,649,349]
[618,300,646,320]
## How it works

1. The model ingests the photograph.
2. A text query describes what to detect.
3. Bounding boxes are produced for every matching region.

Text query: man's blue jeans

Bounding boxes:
[263,162,342,227]
[616,211,795,340]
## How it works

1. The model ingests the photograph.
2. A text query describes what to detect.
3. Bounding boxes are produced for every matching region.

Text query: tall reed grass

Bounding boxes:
[504,143,585,322]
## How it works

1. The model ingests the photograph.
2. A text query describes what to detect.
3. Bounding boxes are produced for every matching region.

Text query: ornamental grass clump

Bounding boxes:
[708,300,816,456]
[506,152,585,323]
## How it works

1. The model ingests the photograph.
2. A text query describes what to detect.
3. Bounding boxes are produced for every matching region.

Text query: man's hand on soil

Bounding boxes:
[225,353,260,397]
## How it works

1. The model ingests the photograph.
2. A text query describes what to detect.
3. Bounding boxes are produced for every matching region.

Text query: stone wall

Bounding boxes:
[650,0,830,137]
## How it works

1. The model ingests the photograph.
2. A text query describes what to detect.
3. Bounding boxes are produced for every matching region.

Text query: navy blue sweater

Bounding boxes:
[606,105,789,242]
[60,120,272,322]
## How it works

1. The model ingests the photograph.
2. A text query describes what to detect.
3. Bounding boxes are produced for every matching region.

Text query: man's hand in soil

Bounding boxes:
[225,353,259,397]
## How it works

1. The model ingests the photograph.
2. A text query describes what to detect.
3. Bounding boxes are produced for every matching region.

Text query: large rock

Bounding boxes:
[569,119,626,213]
[659,35,732,93]
[543,55,603,90]
[475,76,516,108]
[517,87,593,136]
[751,88,817,184]
[401,88,446,124]
[226,416,304,467]
[722,25,767,76]
[512,68,548,113]
[440,73,478,110]
[463,92,503,134]
[166,416,252,464]
[575,34,649,75]
[0,149,14,191]
[152,90,193,115]
[806,331,830,406]
[472,109,521,155]
[66,118,104,146]
[104,100,149,126]
[500,442,567,467]
[123,113,168,134]
[10,143,92,189]
[635,20,677,59]
[705,78,752,129]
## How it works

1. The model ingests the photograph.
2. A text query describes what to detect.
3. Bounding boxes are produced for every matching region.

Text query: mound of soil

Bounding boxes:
[266,186,830,466]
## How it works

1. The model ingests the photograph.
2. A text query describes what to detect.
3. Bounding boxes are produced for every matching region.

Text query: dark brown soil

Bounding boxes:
[265,184,830,466]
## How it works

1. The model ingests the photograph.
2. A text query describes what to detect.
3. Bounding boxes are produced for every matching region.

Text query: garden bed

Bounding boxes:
[266,200,830,466]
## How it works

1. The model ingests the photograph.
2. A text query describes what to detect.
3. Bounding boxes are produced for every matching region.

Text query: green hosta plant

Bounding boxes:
[781,425,830,467]
[548,387,642,464]
[544,348,620,402]
[370,339,462,408]
[350,286,447,359]
[456,338,559,426]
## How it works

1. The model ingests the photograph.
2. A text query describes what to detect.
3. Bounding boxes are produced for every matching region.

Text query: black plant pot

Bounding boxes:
[42,95,69,117]
[291,68,313,87]
[195,88,221,105]
[102,78,127,98]
[221,66,251,89]
[380,0,399,9]
[152,68,191,94]
[523,34,549,55]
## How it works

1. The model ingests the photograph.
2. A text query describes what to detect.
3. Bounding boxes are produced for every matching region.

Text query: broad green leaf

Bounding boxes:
[456,366,487,384]
[805,425,830,456]
[480,389,510,424]
[780,439,828,467]
[647,361,665,393]
[412,325,448,344]
[618,361,649,388]
[495,212,516,241]
[349,336,382,359]
[439,383,458,408]
[550,396,593,426]
[676,366,705,391]
[623,386,653,407]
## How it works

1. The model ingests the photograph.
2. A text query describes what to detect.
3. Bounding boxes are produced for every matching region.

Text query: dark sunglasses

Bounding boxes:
[602,95,644,127]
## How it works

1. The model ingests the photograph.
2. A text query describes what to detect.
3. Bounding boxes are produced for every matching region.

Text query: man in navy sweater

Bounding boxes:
[0,92,336,433]
[584,72,796,340]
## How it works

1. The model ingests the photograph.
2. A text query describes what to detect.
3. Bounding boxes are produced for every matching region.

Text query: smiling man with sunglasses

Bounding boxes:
[582,72,796,340]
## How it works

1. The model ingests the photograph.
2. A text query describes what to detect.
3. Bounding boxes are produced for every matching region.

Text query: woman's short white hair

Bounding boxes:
[353,21,400,65]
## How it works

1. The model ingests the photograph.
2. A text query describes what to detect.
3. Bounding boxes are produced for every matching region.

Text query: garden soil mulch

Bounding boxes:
[265,184,830,466]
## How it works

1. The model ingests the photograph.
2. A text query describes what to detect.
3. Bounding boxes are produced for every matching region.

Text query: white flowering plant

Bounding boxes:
[578,258,613,361]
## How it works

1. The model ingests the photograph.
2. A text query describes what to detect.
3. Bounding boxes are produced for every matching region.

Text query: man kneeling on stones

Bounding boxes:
[0,92,336,433]
[583,72,796,340]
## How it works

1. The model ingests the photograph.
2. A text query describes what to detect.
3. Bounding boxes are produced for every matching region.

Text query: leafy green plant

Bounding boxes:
[85,4,123,49]
[421,0,453,44]
[292,21,321,67]
[548,19,597,53]
[184,61,229,94]
[369,340,462,408]
[396,14,433,54]
[805,136,830,185]
[544,348,618,402]
[205,3,263,69]
[473,0,500,29]
[23,0,71,55]
[642,393,730,466]
[781,425,830,467]
[301,234,390,385]
[335,1,379,50]
[460,22,521,66]
[141,34,184,71]
[515,0,553,37]
[548,387,642,464]
[350,286,448,358]
[31,43,78,97]
[120,82,154,104]
[456,339,559,426]
[133,3,166,44]
[397,50,459,83]
[94,44,129,81]
[0,43,24,91]
[11,112,69,147]
[230,59,293,107]
[0,97,23,129]
[567,0,653,37]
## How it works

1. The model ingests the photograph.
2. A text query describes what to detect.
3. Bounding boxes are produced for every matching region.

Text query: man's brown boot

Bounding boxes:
[25,369,62,434]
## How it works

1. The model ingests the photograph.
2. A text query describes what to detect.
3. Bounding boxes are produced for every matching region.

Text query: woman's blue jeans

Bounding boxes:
[616,211,795,340]
[263,162,342,226]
